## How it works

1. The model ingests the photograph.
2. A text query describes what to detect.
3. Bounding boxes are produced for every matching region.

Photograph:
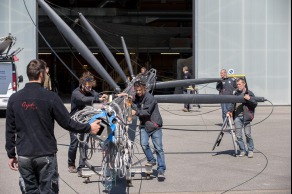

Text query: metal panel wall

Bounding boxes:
[194,0,291,105]
[0,0,37,89]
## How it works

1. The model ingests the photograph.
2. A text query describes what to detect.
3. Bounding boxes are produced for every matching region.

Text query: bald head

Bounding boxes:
[220,69,227,79]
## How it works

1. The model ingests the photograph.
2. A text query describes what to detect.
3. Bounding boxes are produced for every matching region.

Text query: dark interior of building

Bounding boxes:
[38,0,193,96]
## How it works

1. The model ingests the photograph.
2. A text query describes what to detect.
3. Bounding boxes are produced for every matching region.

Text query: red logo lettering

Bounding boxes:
[22,102,38,111]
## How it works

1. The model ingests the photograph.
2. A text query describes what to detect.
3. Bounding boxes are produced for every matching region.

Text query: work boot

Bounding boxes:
[248,151,254,158]
[145,161,156,167]
[157,171,165,182]
[238,151,246,157]
[68,166,77,173]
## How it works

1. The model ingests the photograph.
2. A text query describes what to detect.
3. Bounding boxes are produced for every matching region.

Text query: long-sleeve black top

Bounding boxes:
[227,90,258,123]
[5,83,91,159]
[216,78,237,95]
[132,92,163,127]
[70,87,99,115]
[183,71,192,91]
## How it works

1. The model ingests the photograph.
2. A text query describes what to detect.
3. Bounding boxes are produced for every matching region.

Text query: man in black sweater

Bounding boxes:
[227,78,258,158]
[131,81,166,181]
[5,59,101,194]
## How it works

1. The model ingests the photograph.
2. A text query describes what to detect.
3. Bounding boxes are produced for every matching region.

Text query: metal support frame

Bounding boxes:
[212,115,238,156]
[80,165,153,183]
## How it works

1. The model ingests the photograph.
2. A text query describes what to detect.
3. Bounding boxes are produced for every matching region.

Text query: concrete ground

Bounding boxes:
[0,104,291,194]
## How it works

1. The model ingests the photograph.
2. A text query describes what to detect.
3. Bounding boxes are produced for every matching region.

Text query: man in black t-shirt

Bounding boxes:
[216,69,237,122]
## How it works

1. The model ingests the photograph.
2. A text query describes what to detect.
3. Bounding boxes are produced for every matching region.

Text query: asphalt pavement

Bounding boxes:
[0,104,291,194]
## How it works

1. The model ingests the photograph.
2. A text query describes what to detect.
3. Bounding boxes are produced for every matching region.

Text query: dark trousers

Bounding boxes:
[68,132,86,171]
[18,155,59,194]
[183,90,190,110]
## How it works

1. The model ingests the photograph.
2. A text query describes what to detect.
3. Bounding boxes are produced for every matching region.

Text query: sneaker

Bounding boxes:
[68,166,77,173]
[248,151,254,158]
[77,171,82,177]
[127,180,134,187]
[145,161,156,167]
[182,108,189,112]
[238,151,246,157]
[157,171,165,182]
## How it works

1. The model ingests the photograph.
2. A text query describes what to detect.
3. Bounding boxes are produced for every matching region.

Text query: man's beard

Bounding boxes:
[82,87,91,94]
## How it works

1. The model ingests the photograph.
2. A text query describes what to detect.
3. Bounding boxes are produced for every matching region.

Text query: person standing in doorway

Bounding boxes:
[39,59,52,91]
[44,66,52,91]
[182,66,192,112]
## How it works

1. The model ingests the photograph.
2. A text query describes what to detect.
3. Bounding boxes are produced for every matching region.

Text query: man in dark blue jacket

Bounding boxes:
[132,81,166,181]
[5,59,101,194]
[227,78,257,158]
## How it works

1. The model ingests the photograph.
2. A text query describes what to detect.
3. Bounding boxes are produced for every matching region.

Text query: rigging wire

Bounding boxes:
[102,99,274,135]
[159,105,222,117]
[249,100,274,127]
[221,148,269,194]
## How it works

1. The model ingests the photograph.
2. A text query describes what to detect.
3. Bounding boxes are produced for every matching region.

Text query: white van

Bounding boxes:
[0,59,23,110]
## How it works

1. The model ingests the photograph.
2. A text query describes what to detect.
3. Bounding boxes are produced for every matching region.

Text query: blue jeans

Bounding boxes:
[140,128,166,173]
[221,103,232,122]
[18,155,59,194]
[68,132,85,171]
[234,116,254,152]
